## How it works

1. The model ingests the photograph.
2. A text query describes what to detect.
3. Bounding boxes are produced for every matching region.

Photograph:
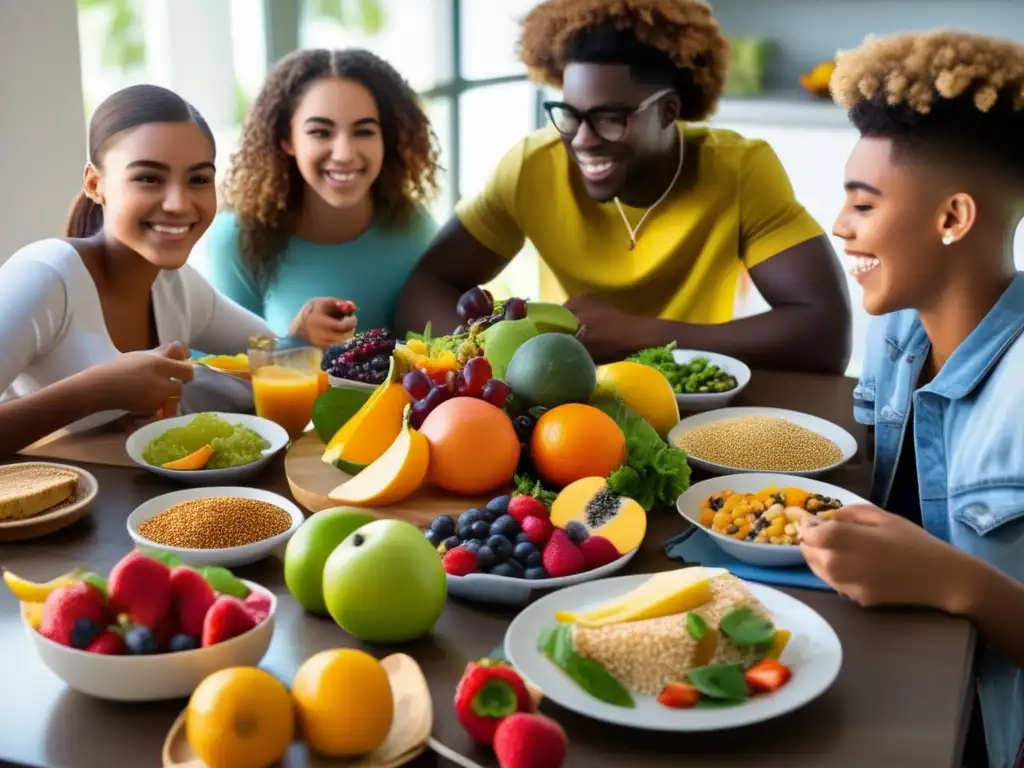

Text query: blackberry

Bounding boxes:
[512,415,535,442]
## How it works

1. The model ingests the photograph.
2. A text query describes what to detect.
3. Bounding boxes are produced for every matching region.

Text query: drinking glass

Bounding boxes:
[248,336,323,440]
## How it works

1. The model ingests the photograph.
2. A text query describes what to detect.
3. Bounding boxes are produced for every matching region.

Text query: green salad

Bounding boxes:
[142,413,269,469]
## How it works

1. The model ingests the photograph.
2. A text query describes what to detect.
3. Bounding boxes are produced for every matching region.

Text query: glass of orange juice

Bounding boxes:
[248,337,323,440]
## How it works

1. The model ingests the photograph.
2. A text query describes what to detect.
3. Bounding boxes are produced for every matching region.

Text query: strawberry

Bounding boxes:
[201,595,257,647]
[108,552,171,629]
[520,516,554,547]
[493,713,568,768]
[454,659,535,746]
[39,581,108,647]
[152,610,179,652]
[87,629,126,655]
[169,566,217,637]
[542,529,585,578]
[442,545,478,576]
[745,659,792,693]
[243,591,272,624]
[657,682,699,709]
[508,495,549,524]
[578,536,620,570]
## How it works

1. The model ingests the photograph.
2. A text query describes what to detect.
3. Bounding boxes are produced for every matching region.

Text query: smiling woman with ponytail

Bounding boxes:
[0,84,341,458]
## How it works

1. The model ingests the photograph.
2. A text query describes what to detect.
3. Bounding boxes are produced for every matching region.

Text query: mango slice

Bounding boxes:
[161,444,213,471]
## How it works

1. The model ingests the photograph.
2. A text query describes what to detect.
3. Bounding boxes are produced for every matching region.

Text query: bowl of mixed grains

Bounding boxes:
[676,473,872,566]
[668,407,858,478]
[126,487,304,567]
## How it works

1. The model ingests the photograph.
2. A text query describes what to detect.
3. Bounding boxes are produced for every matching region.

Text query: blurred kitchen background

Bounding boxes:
[1,0,1022,377]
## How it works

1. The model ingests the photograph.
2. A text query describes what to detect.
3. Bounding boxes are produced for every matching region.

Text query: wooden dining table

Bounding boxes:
[0,371,977,768]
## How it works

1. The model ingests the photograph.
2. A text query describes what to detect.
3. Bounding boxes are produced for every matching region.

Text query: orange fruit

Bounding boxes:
[291,648,394,757]
[185,667,295,768]
[419,397,520,495]
[530,403,627,487]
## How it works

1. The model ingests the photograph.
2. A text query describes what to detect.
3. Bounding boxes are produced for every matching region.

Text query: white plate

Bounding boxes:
[668,407,858,478]
[125,412,289,485]
[127,486,305,567]
[670,349,751,412]
[447,547,639,606]
[505,572,842,731]
[676,473,871,567]
[327,375,378,393]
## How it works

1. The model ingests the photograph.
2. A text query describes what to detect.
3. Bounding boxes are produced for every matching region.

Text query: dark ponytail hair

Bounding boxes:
[66,84,216,238]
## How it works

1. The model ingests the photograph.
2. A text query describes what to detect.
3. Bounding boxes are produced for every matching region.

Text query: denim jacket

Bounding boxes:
[854,271,1024,768]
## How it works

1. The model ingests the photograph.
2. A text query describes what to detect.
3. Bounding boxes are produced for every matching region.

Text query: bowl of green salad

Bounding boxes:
[627,344,751,412]
[125,412,290,484]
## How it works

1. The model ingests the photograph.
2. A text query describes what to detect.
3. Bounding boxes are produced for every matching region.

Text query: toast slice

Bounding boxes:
[0,465,79,522]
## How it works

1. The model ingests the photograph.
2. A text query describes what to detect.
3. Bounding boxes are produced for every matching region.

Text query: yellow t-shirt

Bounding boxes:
[455,124,824,324]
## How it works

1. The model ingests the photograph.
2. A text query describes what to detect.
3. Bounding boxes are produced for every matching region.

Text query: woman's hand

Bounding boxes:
[798,504,965,609]
[83,342,196,416]
[291,298,358,348]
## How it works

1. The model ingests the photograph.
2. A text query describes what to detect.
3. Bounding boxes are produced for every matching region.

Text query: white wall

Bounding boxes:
[0,0,86,262]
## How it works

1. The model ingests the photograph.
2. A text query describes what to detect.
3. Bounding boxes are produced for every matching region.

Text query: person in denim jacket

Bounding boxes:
[795,31,1024,768]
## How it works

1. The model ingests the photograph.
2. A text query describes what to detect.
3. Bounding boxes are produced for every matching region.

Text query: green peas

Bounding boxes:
[626,345,739,395]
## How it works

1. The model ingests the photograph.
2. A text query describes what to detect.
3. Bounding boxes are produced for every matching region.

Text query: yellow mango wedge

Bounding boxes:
[161,444,214,471]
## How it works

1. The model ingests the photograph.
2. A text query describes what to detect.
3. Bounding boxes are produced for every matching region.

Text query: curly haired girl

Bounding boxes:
[797,29,1024,768]
[397,0,852,374]
[203,48,441,344]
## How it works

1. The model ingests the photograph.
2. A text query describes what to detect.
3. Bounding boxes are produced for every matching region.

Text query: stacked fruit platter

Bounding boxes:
[298,285,695,600]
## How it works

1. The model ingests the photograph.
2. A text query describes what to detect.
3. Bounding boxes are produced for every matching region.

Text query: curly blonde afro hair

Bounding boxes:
[517,0,730,122]
[221,48,441,286]
[831,29,1024,172]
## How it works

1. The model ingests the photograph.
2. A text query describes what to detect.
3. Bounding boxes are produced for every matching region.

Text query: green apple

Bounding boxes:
[284,507,378,615]
[322,519,447,643]
[479,318,539,380]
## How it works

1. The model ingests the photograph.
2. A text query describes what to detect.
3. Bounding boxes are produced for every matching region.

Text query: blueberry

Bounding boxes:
[516,531,531,545]
[458,508,483,529]
[525,566,549,580]
[490,514,520,540]
[476,545,498,571]
[513,541,538,564]
[462,539,482,554]
[70,617,102,650]
[124,626,157,655]
[486,534,515,561]
[526,550,543,568]
[565,521,590,545]
[468,520,491,540]
[441,535,461,552]
[424,529,443,547]
[479,508,497,524]
[429,514,456,539]
[169,634,200,653]
[490,559,525,578]
[486,495,511,515]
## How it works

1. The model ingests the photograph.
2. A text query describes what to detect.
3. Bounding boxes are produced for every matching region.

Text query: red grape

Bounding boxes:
[422,385,454,412]
[502,297,527,321]
[402,370,431,401]
[481,379,511,408]
[461,356,492,397]
[456,286,494,322]
[409,398,432,429]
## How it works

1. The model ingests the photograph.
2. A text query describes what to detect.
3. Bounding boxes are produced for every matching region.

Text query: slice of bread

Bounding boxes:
[0,465,79,522]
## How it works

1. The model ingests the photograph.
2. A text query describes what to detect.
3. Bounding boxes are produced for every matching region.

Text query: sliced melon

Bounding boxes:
[550,476,647,554]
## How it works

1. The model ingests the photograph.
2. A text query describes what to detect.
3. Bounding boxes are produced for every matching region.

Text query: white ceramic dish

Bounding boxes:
[0,463,99,543]
[125,412,289,485]
[671,349,751,412]
[127,486,304,568]
[676,473,871,567]
[328,374,378,393]
[668,406,858,478]
[446,547,639,606]
[505,572,842,731]
[24,579,275,702]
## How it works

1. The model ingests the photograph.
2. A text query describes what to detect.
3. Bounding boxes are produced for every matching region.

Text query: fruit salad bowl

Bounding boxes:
[22,579,276,702]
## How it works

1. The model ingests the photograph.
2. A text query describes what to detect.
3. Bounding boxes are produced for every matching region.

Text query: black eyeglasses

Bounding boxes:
[542,88,673,142]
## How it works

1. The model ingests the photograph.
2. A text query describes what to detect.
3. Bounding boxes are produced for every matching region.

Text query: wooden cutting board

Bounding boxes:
[284,429,496,528]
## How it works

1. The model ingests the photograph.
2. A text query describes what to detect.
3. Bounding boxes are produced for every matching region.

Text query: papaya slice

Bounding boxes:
[161,444,214,471]
[550,476,647,554]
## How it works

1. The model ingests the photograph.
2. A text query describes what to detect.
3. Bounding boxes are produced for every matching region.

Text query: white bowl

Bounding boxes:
[447,547,639,606]
[327,374,378,393]
[676,473,871,566]
[24,579,275,701]
[668,406,858,478]
[671,349,751,412]
[127,486,305,568]
[126,412,289,485]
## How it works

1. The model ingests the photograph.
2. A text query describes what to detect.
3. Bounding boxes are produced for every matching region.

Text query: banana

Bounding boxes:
[22,602,43,630]
[1,567,85,603]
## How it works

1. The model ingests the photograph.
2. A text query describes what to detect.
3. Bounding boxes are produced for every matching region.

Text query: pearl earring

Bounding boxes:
[942,230,955,246]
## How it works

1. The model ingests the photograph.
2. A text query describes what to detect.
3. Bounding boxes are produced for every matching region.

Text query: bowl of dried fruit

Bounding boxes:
[676,473,870,566]
[126,487,305,568]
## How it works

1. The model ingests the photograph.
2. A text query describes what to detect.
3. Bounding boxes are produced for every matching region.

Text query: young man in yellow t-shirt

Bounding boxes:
[396,0,853,374]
